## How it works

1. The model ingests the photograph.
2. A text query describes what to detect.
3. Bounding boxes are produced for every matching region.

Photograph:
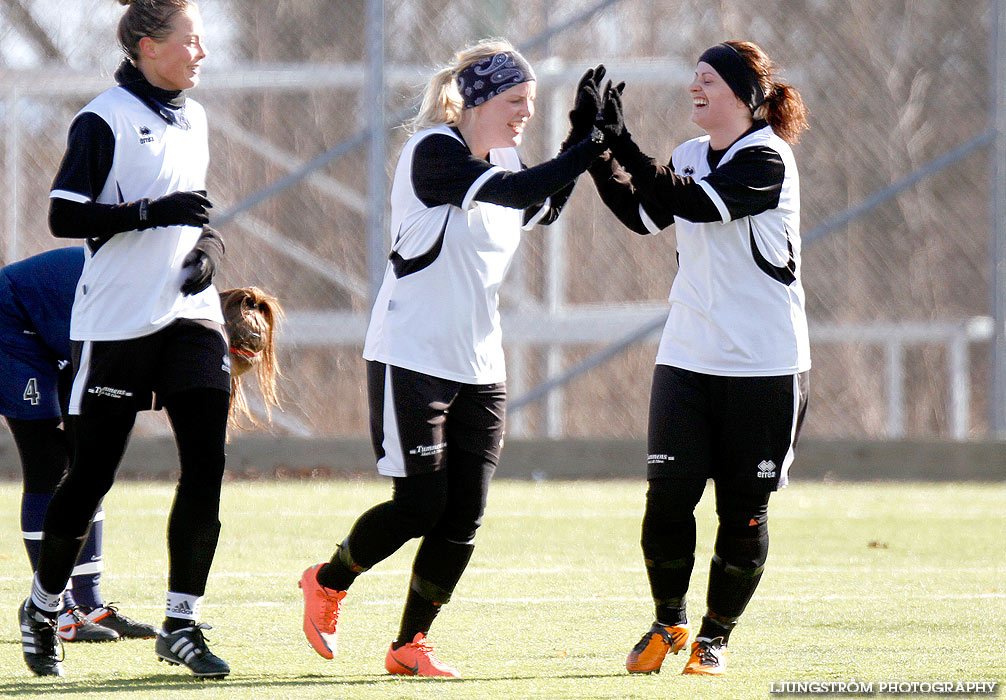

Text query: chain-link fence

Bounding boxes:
[1,0,998,440]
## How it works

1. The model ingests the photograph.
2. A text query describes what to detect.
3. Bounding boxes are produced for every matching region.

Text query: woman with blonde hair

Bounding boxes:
[300,38,619,678]
[587,41,810,676]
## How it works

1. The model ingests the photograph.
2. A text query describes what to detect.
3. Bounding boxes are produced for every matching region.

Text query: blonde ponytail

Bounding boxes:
[409,66,464,131]
[407,37,520,132]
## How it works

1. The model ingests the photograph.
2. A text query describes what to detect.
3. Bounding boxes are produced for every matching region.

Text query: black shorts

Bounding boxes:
[68,319,231,416]
[367,361,506,477]
[646,364,809,491]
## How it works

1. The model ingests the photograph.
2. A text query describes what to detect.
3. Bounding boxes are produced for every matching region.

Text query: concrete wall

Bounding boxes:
[2,434,1003,481]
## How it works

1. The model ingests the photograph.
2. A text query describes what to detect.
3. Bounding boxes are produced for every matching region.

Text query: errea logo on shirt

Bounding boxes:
[138,125,155,145]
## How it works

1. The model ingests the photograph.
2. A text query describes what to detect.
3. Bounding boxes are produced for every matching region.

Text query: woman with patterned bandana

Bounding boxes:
[299,39,620,678]
[586,41,811,676]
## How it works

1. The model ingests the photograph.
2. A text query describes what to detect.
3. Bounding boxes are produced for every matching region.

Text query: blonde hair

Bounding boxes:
[409,38,524,132]
[219,286,285,430]
[726,40,810,145]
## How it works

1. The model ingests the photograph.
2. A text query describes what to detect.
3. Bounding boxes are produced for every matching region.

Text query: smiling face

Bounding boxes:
[138,4,206,91]
[689,61,752,143]
[459,80,536,158]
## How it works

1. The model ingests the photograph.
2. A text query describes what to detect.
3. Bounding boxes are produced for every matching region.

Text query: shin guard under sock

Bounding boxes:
[394,537,475,647]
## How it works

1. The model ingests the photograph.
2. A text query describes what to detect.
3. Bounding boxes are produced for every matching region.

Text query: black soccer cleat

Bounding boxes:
[87,604,158,639]
[20,599,64,677]
[57,606,119,642]
[155,623,230,678]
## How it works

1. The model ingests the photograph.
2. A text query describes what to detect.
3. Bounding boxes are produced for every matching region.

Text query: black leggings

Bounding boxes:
[6,416,70,494]
[344,448,495,571]
[319,438,495,600]
[39,388,229,597]
[641,477,771,624]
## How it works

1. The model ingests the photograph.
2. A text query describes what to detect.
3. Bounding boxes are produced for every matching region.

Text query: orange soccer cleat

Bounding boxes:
[298,564,347,659]
[681,636,727,675]
[384,633,460,678]
[625,621,691,673]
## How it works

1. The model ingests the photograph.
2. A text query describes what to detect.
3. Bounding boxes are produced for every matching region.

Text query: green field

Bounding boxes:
[0,479,1003,699]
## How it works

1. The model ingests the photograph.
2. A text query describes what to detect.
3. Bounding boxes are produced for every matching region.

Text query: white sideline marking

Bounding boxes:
[49,591,1006,612]
[0,564,1002,585]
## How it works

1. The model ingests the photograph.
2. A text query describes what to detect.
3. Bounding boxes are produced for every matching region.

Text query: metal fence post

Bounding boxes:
[885,339,905,439]
[366,0,387,302]
[991,0,1006,437]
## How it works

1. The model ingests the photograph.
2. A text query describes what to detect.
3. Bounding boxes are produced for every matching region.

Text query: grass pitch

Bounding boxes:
[0,478,1003,699]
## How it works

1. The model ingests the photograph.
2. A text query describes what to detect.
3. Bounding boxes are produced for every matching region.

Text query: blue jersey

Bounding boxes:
[0,247,85,419]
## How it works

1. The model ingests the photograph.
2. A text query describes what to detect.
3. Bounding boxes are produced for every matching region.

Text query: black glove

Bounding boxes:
[138,190,213,230]
[180,225,225,296]
[180,249,213,296]
[566,64,606,146]
[597,82,660,184]
[597,80,628,144]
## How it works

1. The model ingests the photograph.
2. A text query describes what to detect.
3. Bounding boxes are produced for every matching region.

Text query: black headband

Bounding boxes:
[457,51,536,109]
[697,43,764,112]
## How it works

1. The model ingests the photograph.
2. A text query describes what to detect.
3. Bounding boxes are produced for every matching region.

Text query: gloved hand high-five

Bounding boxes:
[560,64,606,151]
[569,64,606,139]
[138,190,213,230]
[595,80,662,189]
[597,80,628,144]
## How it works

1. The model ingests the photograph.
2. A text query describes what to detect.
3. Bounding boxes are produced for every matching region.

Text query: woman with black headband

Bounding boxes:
[587,41,811,676]
[299,38,617,678]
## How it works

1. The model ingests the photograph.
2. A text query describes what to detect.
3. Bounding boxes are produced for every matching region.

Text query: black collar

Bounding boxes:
[707,119,768,169]
[114,60,189,129]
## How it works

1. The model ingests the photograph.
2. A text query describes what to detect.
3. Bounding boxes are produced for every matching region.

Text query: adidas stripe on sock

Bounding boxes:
[31,573,63,614]
[165,592,202,622]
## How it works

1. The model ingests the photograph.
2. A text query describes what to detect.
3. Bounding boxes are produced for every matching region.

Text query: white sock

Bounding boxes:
[30,574,64,614]
[165,591,202,623]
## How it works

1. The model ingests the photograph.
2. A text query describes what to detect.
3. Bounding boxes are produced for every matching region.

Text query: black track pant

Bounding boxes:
[641,477,770,631]
[38,388,229,597]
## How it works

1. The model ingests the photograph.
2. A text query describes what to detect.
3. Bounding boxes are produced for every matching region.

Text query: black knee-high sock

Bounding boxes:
[640,478,706,626]
[641,511,695,626]
[164,389,229,597]
[700,503,770,643]
[394,536,475,647]
[318,471,448,592]
[318,502,413,591]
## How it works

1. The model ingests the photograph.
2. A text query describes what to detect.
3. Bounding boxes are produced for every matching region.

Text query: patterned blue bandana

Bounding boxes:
[457,51,536,109]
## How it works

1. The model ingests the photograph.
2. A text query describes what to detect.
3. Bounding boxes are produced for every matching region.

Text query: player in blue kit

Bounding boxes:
[1,247,155,644]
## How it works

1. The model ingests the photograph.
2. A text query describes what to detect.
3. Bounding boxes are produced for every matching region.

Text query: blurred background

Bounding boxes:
[2,0,1004,443]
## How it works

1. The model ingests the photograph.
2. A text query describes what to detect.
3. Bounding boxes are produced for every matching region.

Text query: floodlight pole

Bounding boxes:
[992,0,1006,437]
